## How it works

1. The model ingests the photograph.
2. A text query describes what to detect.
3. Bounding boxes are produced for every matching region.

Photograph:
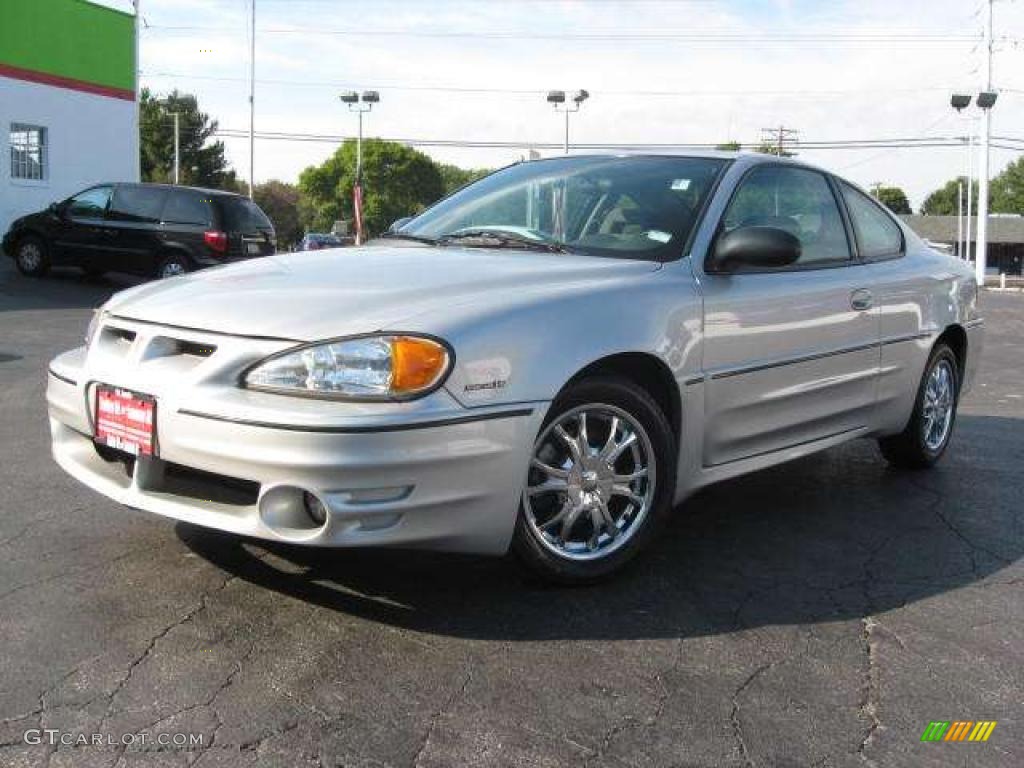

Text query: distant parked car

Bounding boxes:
[299,233,351,251]
[2,183,276,280]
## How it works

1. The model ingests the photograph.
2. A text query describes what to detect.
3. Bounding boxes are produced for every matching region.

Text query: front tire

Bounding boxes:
[878,343,960,470]
[14,235,50,277]
[512,376,676,584]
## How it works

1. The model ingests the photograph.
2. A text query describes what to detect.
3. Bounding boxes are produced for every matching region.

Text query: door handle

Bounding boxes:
[850,289,873,311]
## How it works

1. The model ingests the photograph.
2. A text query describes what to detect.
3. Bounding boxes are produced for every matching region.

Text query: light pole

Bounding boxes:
[951,94,974,263]
[547,89,589,154]
[951,90,998,279]
[339,90,379,244]
[171,111,180,184]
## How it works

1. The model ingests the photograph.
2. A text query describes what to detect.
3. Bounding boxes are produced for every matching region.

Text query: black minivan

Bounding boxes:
[2,183,276,280]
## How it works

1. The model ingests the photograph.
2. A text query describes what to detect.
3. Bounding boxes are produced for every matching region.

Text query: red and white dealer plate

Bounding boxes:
[94,385,157,456]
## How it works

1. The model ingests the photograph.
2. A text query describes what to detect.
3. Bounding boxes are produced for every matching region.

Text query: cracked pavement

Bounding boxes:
[0,260,1021,767]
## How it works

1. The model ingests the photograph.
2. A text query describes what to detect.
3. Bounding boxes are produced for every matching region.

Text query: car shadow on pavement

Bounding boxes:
[0,262,141,313]
[177,414,1022,641]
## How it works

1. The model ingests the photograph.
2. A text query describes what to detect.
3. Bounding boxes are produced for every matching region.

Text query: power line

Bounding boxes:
[139,70,964,99]
[142,24,981,45]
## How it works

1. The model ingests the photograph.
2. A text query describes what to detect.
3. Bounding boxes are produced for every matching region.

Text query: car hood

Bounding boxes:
[105,244,661,340]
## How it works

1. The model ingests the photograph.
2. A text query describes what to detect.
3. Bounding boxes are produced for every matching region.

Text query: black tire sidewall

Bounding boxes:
[15,235,49,277]
[512,376,676,583]
[907,345,960,464]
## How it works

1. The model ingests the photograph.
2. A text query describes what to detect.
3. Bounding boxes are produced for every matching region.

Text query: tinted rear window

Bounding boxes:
[162,190,214,226]
[219,198,273,231]
[110,186,168,223]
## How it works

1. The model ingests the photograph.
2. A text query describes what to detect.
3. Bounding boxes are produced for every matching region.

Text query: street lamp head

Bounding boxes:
[361,90,380,104]
[339,91,359,104]
[950,93,972,111]
[572,89,590,105]
[977,91,998,110]
[546,90,566,105]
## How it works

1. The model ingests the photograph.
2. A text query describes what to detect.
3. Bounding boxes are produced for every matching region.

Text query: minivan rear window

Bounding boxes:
[162,191,213,226]
[220,198,273,231]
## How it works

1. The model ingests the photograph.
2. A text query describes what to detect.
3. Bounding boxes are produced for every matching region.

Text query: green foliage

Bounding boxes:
[140,88,236,189]
[254,180,303,248]
[715,141,741,151]
[438,164,493,195]
[921,177,976,216]
[298,139,444,236]
[991,157,1024,215]
[874,186,912,215]
[754,142,795,158]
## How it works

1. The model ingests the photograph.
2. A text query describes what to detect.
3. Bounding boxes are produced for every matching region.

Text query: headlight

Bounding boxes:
[244,334,452,400]
[85,309,105,347]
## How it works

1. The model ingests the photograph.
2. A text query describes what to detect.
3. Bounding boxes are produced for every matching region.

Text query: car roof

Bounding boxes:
[528,150,821,173]
[102,182,246,198]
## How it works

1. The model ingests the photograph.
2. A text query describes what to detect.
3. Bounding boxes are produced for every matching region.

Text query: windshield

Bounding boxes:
[401,155,727,261]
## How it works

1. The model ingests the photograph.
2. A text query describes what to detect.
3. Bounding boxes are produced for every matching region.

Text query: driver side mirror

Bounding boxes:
[709,226,801,273]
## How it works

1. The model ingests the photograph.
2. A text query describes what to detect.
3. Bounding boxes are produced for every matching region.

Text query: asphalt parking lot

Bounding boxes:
[0,258,1021,768]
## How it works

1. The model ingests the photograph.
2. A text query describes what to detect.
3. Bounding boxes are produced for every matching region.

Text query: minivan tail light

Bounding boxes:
[204,230,228,254]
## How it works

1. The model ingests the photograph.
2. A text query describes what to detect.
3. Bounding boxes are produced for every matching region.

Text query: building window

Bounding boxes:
[10,123,48,181]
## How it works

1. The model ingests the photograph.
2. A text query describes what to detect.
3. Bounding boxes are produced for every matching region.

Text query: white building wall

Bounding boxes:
[0,76,137,236]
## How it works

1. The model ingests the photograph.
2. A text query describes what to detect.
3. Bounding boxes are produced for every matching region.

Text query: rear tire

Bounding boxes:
[14,235,50,277]
[878,343,959,470]
[155,253,190,279]
[512,376,676,584]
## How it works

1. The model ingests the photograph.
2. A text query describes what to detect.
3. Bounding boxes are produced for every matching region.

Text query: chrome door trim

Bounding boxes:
[708,340,880,380]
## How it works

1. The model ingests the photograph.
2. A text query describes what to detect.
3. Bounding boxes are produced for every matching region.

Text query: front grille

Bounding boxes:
[161,462,260,507]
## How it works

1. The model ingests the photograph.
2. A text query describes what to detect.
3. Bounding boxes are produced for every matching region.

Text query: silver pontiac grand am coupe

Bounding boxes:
[47,153,984,582]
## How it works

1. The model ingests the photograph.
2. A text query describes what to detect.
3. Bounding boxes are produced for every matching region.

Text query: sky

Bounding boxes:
[101,0,1023,209]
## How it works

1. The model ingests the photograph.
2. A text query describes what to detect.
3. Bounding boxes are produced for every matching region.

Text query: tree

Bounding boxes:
[298,139,444,235]
[140,88,236,189]
[873,186,912,214]
[254,180,302,248]
[438,163,492,195]
[921,177,977,216]
[715,141,741,151]
[754,142,795,158]
[991,157,1024,215]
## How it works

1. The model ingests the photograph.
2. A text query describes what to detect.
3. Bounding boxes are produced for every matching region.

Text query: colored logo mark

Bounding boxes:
[920,721,997,742]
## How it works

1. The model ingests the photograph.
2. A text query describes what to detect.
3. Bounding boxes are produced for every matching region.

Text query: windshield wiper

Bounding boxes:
[378,232,438,245]
[437,229,568,253]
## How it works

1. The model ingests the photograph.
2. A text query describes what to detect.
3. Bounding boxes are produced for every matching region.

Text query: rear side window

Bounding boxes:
[109,186,167,223]
[839,181,904,260]
[162,191,213,226]
[219,198,273,231]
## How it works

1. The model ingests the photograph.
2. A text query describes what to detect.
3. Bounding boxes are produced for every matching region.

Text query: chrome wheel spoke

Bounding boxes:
[560,503,585,542]
[530,458,568,479]
[528,478,569,496]
[604,431,638,466]
[540,499,574,530]
[555,425,583,465]
[612,468,647,483]
[597,500,619,538]
[578,412,591,456]
[611,483,644,506]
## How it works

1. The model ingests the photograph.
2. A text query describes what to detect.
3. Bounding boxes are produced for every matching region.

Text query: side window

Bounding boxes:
[66,186,112,219]
[722,166,851,267]
[839,182,904,260]
[161,191,213,226]
[109,186,168,223]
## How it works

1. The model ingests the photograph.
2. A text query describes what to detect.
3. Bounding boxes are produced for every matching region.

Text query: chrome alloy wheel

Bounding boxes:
[160,261,186,278]
[523,404,656,561]
[922,359,955,452]
[18,242,42,272]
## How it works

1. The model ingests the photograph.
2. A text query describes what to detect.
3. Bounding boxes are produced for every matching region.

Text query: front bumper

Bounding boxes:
[47,316,546,555]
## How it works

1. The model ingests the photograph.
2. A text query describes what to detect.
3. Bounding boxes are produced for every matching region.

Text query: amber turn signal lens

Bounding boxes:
[390,337,448,393]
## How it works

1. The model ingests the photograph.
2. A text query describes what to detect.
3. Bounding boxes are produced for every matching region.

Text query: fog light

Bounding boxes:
[303,492,328,525]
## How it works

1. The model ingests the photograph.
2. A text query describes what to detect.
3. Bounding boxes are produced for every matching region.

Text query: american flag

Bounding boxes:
[353,181,365,245]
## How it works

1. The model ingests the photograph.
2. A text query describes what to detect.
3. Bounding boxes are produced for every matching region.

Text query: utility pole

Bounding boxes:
[171,111,180,184]
[760,125,799,157]
[133,0,141,182]
[975,0,994,285]
[957,180,964,259]
[248,0,255,199]
[870,182,884,199]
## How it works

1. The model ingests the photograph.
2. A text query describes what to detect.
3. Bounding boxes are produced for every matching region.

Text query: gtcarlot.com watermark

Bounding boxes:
[24,729,204,749]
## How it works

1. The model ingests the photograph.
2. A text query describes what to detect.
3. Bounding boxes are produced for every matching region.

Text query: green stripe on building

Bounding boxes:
[0,0,134,92]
